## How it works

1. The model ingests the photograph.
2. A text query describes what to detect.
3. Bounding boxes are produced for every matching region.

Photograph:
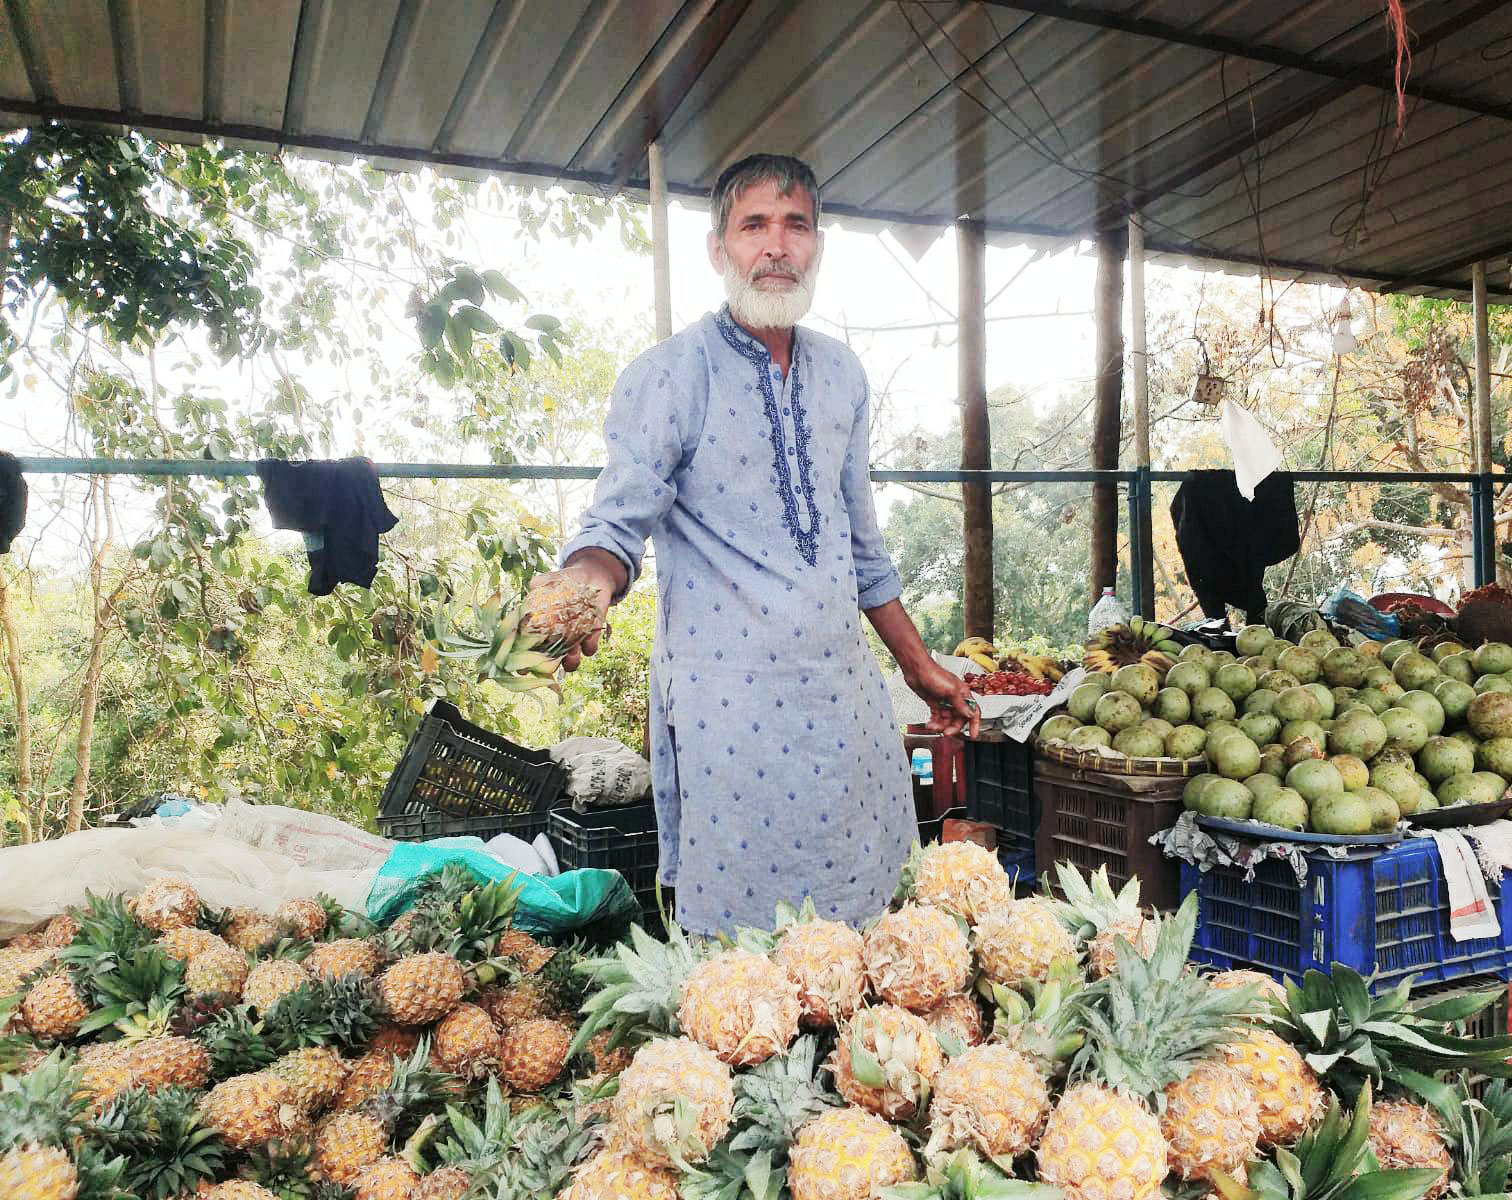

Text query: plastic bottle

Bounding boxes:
[1088,587,1129,638]
[910,748,934,785]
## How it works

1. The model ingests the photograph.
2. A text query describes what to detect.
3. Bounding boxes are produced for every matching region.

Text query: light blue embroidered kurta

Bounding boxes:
[562,306,914,936]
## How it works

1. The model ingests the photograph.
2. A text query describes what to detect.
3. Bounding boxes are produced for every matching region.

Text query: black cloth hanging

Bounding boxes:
[1170,469,1299,622]
[0,452,25,554]
[256,458,397,595]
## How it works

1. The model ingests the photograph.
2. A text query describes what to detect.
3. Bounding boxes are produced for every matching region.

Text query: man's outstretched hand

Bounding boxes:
[543,550,623,672]
[908,660,980,739]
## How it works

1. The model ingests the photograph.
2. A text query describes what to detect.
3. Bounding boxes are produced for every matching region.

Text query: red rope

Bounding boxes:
[1384,0,1413,135]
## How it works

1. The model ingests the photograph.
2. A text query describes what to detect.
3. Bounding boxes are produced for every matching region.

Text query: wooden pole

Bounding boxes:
[958,218,994,640]
[1089,230,1126,605]
[1128,214,1154,616]
[1474,261,1492,474]
[649,140,673,342]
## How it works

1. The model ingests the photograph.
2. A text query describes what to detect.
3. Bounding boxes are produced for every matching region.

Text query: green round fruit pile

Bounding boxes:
[1045,625,1512,838]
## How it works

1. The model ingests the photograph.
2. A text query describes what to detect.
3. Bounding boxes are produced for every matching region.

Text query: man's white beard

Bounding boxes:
[723,255,818,330]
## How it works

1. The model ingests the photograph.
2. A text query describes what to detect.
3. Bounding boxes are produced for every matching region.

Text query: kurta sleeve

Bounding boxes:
[842,379,902,611]
[561,350,703,598]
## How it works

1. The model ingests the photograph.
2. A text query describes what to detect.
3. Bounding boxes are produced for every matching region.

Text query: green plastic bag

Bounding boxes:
[366,838,638,937]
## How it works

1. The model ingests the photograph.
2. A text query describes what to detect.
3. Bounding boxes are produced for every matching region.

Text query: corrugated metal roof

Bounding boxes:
[5,0,1512,299]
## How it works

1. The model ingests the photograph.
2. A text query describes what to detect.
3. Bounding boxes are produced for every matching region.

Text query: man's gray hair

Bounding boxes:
[710,154,821,237]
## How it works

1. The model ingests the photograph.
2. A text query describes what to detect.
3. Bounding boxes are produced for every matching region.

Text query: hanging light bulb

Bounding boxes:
[1331,294,1358,355]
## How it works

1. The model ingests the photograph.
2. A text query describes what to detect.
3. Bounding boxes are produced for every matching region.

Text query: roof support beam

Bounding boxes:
[566,0,754,184]
[980,0,1512,124]
[1,0,50,103]
[282,0,333,137]
[432,0,527,155]
[361,0,425,144]
[1109,0,1507,222]
[1378,238,1512,294]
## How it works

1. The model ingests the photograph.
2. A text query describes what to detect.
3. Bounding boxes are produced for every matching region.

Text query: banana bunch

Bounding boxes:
[1082,618,1181,677]
[998,652,1065,683]
[952,636,999,672]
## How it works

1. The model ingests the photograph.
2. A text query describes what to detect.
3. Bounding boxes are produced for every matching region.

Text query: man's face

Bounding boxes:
[708,179,822,330]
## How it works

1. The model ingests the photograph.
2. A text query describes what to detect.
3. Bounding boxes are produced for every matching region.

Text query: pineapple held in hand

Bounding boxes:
[429,572,604,691]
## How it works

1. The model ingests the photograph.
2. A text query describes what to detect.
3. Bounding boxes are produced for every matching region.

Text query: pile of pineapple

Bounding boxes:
[3,848,1512,1200]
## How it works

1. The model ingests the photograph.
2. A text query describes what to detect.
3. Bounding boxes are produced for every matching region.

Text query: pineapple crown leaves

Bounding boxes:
[359,1039,459,1143]
[727,1035,840,1159]
[74,946,187,1039]
[536,937,591,1013]
[315,893,376,941]
[1068,894,1255,1108]
[565,920,708,1060]
[892,841,929,905]
[680,1143,785,1200]
[882,1150,1064,1200]
[198,1006,277,1079]
[468,1098,599,1200]
[1048,862,1142,938]
[65,891,156,966]
[70,1141,133,1200]
[239,1135,318,1200]
[264,971,382,1054]
[1210,1081,1440,1200]
[435,1077,516,1172]
[398,867,525,962]
[1267,966,1512,1100]
[0,1048,90,1152]
[978,956,1086,1074]
[1449,1076,1512,1197]
[88,1084,231,1200]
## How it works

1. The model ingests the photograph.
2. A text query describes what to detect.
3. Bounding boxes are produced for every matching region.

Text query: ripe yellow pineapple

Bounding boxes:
[924,1042,1050,1160]
[0,1144,77,1200]
[200,1072,309,1149]
[522,573,603,648]
[1160,1059,1262,1183]
[0,949,55,1028]
[203,1183,280,1200]
[771,918,866,1028]
[275,897,328,939]
[830,1003,943,1121]
[787,1106,917,1200]
[125,1035,211,1091]
[74,1044,134,1113]
[1222,1028,1327,1146]
[20,971,89,1040]
[433,1002,500,1079]
[243,960,314,1013]
[496,928,555,973]
[222,908,281,953]
[312,1111,388,1185]
[862,904,972,1014]
[497,1017,573,1092]
[678,948,802,1066]
[480,977,552,1030]
[156,926,224,961]
[1038,1082,1168,1200]
[185,942,249,998]
[612,1037,734,1168]
[415,1165,473,1200]
[923,991,984,1049]
[271,1046,351,1114]
[306,938,381,981]
[1367,1099,1452,1200]
[334,1050,395,1112]
[353,1157,421,1200]
[908,840,1014,922]
[136,876,202,931]
[377,952,465,1025]
[1209,969,1288,1011]
[973,899,1076,986]
[40,915,78,948]
[558,1145,680,1200]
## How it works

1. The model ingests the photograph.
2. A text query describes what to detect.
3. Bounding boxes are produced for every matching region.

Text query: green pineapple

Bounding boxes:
[89,1085,229,1200]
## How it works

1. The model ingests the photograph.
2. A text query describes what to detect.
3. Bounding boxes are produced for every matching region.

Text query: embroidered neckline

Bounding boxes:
[715,306,819,567]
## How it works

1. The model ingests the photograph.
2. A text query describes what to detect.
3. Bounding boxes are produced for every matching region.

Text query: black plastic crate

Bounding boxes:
[377,700,566,843]
[549,801,660,897]
[964,736,1036,851]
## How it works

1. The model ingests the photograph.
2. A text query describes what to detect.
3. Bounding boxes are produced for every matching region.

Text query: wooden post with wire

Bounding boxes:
[959,217,994,640]
[1129,214,1155,618]
[1472,260,1496,586]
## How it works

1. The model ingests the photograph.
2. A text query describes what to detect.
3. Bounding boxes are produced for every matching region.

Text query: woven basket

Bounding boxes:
[1035,737,1206,778]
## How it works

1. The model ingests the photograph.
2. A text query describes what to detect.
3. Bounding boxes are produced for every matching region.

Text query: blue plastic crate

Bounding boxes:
[1184,839,1512,992]
[1000,843,1036,894]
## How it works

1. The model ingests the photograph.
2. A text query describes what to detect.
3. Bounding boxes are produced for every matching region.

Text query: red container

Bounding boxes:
[904,726,965,818]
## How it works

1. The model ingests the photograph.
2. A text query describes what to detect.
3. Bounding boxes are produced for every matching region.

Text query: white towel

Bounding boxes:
[1218,396,1283,500]
[1468,819,1512,879]
[1431,829,1502,942]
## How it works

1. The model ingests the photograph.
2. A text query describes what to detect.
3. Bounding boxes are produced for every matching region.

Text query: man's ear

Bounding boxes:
[707,230,725,275]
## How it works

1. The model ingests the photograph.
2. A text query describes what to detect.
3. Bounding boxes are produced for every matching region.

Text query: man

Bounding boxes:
[551,153,976,936]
